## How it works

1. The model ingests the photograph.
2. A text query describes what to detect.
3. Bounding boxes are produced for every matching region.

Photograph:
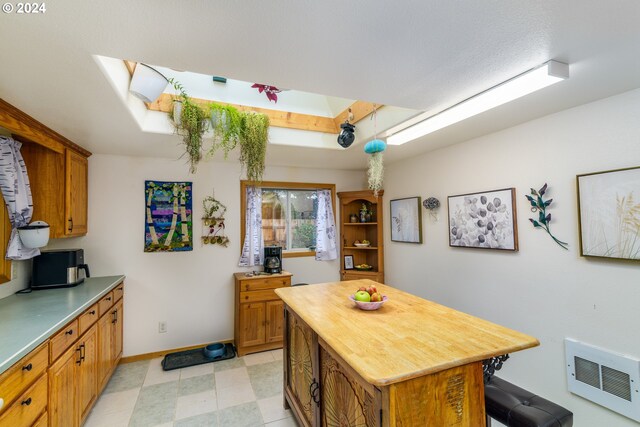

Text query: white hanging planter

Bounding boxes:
[129,63,169,103]
[17,221,50,248]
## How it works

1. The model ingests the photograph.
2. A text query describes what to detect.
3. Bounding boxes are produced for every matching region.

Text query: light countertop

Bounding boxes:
[275,279,539,387]
[0,275,125,375]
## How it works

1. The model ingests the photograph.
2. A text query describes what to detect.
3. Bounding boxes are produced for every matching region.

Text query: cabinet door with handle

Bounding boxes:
[48,343,80,427]
[284,308,318,427]
[239,303,266,348]
[78,324,98,423]
[112,299,124,361]
[65,149,88,236]
[97,310,113,393]
[265,300,284,343]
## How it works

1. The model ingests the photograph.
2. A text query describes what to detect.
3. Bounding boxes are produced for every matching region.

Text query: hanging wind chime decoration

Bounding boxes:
[364,105,386,196]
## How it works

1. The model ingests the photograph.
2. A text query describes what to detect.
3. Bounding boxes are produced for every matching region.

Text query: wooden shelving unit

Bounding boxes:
[337,190,384,283]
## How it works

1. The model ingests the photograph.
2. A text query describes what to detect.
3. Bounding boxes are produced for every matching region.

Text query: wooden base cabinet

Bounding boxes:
[0,281,124,427]
[234,272,292,356]
[283,305,486,427]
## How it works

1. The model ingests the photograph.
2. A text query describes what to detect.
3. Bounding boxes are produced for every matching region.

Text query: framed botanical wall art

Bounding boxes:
[448,188,518,251]
[145,180,193,252]
[390,197,422,243]
[577,166,640,261]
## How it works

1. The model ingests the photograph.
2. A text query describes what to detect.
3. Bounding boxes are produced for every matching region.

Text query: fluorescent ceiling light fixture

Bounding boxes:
[386,60,569,146]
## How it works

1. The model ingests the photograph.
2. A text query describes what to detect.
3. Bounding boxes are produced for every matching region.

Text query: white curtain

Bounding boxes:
[315,189,337,261]
[0,136,40,260]
[239,186,264,266]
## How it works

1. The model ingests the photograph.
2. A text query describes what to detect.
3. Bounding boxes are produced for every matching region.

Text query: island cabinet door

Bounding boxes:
[283,307,319,427]
[318,343,382,427]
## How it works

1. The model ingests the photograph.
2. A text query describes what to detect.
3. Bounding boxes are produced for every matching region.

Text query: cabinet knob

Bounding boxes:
[245,296,249,300]
[22,363,32,372]
[65,329,74,335]
[21,397,32,406]
[89,310,96,315]
[106,297,112,301]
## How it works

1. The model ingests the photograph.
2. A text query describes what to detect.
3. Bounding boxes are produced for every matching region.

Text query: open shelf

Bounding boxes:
[338,190,384,284]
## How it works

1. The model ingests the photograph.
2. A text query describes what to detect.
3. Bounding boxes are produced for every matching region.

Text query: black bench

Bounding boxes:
[483,356,573,427]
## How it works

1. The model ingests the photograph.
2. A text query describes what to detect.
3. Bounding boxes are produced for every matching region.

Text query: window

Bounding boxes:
[240,181,336,258]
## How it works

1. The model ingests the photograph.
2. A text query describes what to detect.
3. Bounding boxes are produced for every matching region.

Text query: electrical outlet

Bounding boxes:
[158,321,167,334]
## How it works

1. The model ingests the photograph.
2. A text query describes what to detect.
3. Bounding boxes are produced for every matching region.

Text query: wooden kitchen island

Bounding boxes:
[275,280,539,427]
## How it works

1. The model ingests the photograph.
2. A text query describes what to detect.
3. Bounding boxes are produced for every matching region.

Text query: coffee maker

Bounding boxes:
[264,246,282,274]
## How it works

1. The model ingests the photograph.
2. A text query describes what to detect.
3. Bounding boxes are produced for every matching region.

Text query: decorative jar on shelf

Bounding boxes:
[349,214,358,223]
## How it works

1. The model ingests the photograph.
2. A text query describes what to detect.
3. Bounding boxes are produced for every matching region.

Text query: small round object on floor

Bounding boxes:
[203,343,225,359]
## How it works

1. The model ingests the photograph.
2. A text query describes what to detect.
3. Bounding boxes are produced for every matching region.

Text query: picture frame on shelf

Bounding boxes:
[447,188,518,251]
[390,197,423,243]
[344,255,354,270]
[577,166,640,261]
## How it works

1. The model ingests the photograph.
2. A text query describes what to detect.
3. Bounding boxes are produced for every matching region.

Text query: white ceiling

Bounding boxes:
[1,1,639,171]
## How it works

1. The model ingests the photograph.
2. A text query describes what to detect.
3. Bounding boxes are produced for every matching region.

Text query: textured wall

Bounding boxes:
[383,88,640,426]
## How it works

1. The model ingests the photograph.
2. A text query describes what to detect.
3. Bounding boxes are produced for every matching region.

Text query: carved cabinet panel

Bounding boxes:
[285,310,317,427]
[319,346,379,427]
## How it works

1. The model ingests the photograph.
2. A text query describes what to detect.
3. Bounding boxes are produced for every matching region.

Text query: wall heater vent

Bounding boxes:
[565,338,640,422]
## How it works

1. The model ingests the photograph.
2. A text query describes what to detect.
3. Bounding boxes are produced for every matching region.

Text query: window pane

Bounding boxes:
[290,190,317,250]
[262,190,286,248]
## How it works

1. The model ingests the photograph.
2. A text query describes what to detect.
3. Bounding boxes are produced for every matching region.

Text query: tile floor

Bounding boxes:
[85,349,299,427]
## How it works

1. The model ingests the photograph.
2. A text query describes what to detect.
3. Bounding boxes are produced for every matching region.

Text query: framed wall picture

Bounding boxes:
[145,180,193,252]
[447,188,518,251]
[344,255,354,270]
[390,197,423,243]
[577,166,640,261]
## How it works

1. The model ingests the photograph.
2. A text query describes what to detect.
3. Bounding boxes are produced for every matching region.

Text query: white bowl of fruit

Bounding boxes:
[353,240,371,247]
[349,285,388,311]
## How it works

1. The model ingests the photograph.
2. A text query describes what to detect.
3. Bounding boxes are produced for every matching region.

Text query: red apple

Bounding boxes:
[370,292,382,302]
[358,286,367,293]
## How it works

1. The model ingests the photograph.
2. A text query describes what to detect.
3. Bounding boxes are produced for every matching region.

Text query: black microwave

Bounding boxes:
[31,249,90,289]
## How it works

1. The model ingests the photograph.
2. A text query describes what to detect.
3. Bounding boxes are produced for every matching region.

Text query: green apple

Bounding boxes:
[354,291,371,302]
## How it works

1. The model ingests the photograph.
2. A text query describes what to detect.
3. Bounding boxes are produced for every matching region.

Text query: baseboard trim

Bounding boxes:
[120,339,234,364]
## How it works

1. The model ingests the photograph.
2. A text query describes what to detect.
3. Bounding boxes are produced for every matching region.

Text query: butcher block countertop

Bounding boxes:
[275,279,539,387]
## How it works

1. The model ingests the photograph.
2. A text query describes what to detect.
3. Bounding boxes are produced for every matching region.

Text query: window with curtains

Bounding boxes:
[240,181,336,258]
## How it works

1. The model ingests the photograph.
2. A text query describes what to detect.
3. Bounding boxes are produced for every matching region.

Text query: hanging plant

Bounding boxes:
[201,195,229,246]
[208,103,242,159]
[239,112,269,182]
[168,79,208,173]
[364,106,385,196]
[251,83,282,103]
[525,183,569,250]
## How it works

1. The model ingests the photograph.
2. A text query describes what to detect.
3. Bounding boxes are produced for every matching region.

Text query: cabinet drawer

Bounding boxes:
[49,319,78,362]
[113,283,124,302]
[0,343,48,415]
[98,291,114,317]
[240,289,279,303]
[78,303,99,336]
[240,277,290,291]
[0,374,47,427]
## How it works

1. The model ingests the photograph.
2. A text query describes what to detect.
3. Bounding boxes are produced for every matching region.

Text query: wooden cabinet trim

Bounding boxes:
[0,98,91,157]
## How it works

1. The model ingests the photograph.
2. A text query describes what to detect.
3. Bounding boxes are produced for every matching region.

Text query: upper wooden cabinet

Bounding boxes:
[65,149,88,236]
[0,98,91,238]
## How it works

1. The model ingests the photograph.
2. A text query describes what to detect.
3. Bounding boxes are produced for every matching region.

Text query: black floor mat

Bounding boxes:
[161,343,236,371]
